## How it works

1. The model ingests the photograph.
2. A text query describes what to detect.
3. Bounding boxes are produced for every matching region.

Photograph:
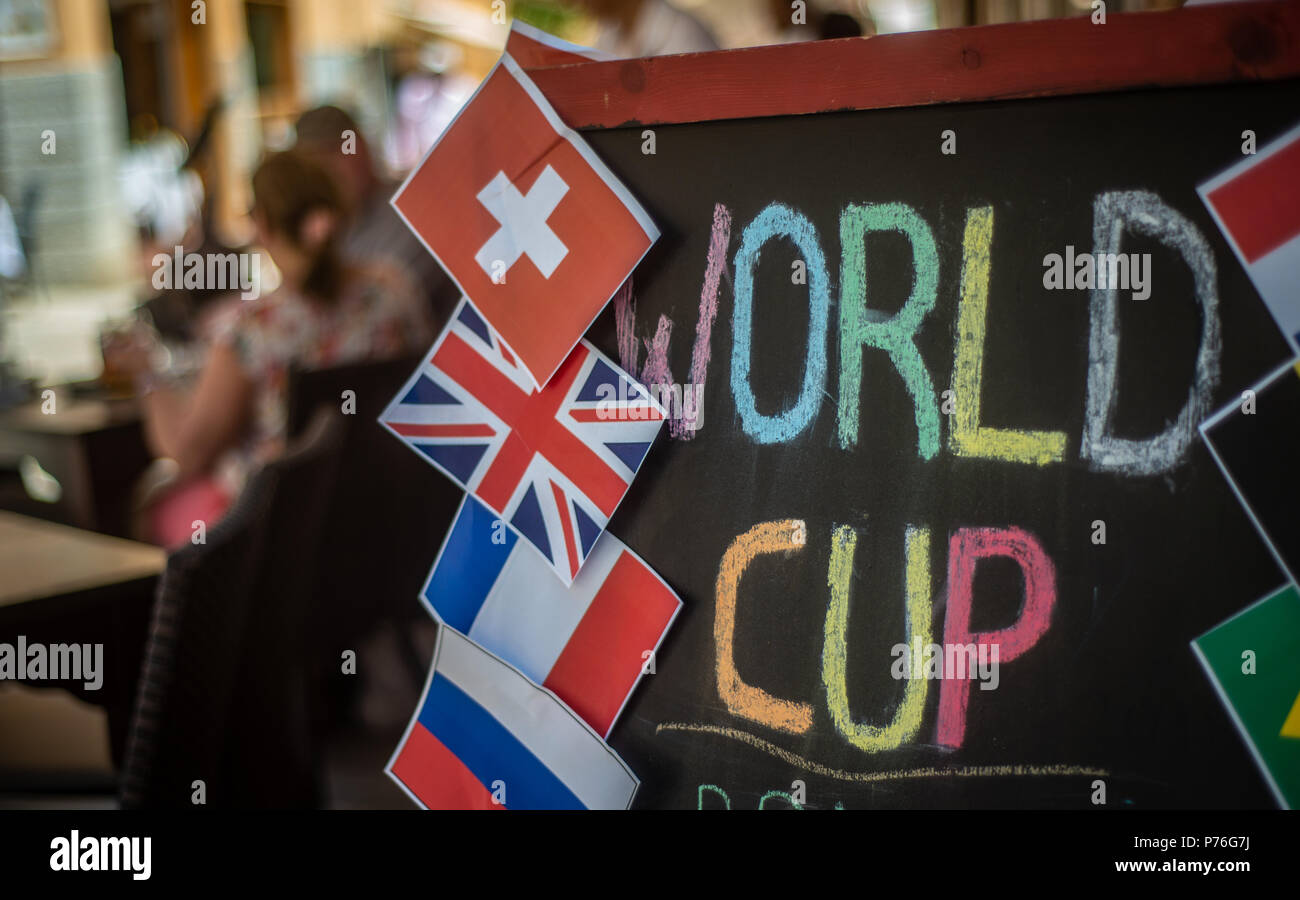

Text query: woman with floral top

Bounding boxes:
[118,149,434,547]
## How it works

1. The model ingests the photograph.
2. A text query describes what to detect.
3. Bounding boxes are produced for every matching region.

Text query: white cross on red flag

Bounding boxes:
[392,54,658,390]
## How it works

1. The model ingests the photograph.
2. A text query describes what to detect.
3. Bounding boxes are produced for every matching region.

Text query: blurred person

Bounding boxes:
[576,0,719,57]
[386,44,478,173]
[820,10,868,38]
[120,125,204,252]
[294,105,459,327]
[128,101,251,349]
[767,0,871,42]
[112,149,434,548]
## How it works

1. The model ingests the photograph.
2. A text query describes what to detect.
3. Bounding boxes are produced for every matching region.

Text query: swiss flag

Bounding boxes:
[393,54,658,389]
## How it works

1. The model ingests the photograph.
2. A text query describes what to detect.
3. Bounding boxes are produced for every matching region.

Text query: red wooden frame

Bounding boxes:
[528,0,1300,129]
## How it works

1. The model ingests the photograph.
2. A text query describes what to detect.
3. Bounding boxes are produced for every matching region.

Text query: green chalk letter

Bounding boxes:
[837,203,940,459]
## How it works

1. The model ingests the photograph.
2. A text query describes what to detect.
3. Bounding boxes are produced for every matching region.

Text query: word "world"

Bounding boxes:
[723,190,1217,475]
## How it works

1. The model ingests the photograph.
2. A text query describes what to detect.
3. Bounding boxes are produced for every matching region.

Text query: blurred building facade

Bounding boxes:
[1,0,472,285]
[2,0,135,284]
[1,0,1185,289]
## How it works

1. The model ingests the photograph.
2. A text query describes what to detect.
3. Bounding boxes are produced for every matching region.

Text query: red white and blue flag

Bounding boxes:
[423,494,681,738]
[1199,120,1300,354]
[380,298,666,585]
[387,627,639,810]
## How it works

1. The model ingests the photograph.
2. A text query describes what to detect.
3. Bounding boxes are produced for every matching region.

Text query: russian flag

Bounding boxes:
[1199,121,1300,353]
[387,627,639,810]
[423,494,682,738]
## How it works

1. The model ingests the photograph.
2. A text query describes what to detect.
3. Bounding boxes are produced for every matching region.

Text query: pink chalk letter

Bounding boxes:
[937,527,1056,748]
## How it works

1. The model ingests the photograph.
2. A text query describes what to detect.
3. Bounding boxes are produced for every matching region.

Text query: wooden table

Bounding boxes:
[0,395,150,538]
[0,511,164,608]
[0,512,165,768]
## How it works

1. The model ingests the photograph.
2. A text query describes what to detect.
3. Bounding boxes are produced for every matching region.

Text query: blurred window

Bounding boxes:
[245,1,292,92]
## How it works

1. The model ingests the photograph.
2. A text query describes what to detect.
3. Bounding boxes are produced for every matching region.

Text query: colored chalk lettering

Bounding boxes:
[823,524,932,752]
[949,206,1067,465]
[731,204,830,444]
[937,527,1057,748]
[713,519,815,734]
[837,202,941,459]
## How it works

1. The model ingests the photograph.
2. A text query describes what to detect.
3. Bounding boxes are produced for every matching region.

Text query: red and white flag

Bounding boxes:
[1199,121,1300,354]
[392,54,658,389]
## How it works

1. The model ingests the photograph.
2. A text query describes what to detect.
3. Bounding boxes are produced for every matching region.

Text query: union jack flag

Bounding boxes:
[380,298,666,585]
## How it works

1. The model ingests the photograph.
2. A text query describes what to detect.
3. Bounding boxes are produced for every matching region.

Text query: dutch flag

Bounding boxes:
[1199,121,1300,353]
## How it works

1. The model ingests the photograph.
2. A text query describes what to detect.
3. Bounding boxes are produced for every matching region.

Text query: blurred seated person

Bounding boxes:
[294,105,459,329]
[114,149,434,548]
[766,0,870,43]
[577,0,719,57]
[127,105,252,351]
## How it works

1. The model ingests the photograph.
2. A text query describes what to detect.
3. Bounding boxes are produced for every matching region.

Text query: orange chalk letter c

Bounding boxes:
[713,519,814,735]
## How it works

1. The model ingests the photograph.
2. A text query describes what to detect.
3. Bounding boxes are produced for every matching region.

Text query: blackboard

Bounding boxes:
[532,7,1300,809]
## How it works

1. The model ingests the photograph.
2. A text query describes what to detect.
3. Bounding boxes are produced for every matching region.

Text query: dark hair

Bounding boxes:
[294,104,363,149]
[251,149,346,304]
[819,12,864,40]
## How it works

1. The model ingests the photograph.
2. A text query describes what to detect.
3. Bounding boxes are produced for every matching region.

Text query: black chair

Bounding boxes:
[120,408,344,808]
[222,407,343,807]
[119,459,272,808]
[286,355,462,727]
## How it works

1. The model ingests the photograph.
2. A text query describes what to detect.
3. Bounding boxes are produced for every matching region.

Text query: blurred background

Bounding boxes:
[2,0,1183,387]
[0,0,1188,809]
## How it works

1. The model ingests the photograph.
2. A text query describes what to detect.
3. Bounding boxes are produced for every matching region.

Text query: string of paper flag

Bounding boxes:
[377,21,681,810]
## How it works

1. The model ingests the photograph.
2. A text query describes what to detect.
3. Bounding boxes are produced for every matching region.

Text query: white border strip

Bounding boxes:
[509,19,613,63]
[1198,356,1300,587]
[500,54,659,243]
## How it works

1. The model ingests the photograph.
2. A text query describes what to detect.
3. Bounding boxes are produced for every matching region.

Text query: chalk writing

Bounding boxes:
[837,203,941,459]
[731,203,830,444]
[1080,190,1220,476]
[950,206,1067,465]
[714,519,814,734]
[664,724,1107,783]
[823,524,932,752]
[937,527,1056,748]
[615,203,730,438]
